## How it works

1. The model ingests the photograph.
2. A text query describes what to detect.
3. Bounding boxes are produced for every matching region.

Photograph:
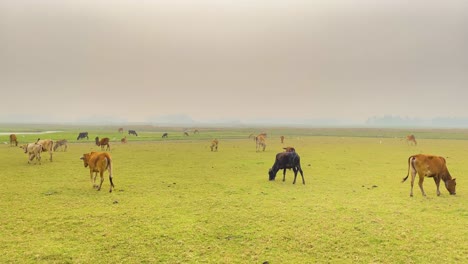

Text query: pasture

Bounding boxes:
[0,127,467,263]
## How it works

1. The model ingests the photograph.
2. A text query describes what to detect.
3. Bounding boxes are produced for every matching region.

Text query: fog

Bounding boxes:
[1,0,467,125]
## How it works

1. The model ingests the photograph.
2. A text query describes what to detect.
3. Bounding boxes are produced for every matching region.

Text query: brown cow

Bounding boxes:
[402,154,456,197]
[80,152,114,192]
[95,137,110,151]
[121,136,127,144]
[9,134,18,146]
[118,127,124,133]
[256,135,266,152]
[283,146,296,152]
[280,135,284,144]
[36,138,53,161]
[406,134,417,145]
[210,139,219,152]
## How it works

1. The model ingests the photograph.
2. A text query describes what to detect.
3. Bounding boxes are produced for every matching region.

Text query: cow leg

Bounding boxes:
[297,166,305,185]
[91,171,99,189]
[433,176,441,196]
[282,169,286,182]
[409,162,417,197]
[418,174,426,196]
[108,169,114,193]
[97,171,104,191]
[292,167,298,184]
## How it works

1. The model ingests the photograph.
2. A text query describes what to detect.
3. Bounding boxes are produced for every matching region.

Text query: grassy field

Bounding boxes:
[0,127,467,263]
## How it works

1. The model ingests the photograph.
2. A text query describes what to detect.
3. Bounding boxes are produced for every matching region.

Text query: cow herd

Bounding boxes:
[6,132,458,197]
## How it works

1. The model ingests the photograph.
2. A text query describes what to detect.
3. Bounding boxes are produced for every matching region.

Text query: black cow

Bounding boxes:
[77,132,89,140]
[128,130,138,136]
[162,133,168,138]
[268,151,305,184]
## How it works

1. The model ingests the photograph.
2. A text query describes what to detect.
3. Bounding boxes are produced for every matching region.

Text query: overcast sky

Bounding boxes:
[1,0,467,124]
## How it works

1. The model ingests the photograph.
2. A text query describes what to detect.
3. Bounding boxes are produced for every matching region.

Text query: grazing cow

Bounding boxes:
[210,139,219,152]
[121,136,127,144]
[36,138,53,161]
[128,130,138,136]
[20,143,43,164]
[406,134,417,145]
[184,132,189,136]
[80,152,114,192]
[283,146,296,152]
[162,133,168,138]
[402,154,456,197]
[95,137,111,151]
[268,151,305,184]
[118,127,124,133]
[280,135,284,144]
[77,132,89,140]
[9,134,18,146]
[256,135,266,152]
[53,139,68,152]
[259,132,267,138]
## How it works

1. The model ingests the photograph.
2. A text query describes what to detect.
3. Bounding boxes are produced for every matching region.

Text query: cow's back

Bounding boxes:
[89,152,112,171]
[412,154,447,175]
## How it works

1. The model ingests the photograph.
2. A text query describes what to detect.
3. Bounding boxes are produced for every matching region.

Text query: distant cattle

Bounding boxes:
[283,146,296,152]
[128,130,138,136]
[36,138,54,161]
[77,132,89,140]
[210,139,219,152]
[20,143,43,165]
[162,133,168,138]
[406,134,417,145]
[118,127,124,133]
[95,137,110,151]
[268,151,305,184]
[121,136,127,144]
[53,139,68,152]
[280,135,285,144]
[256,135,266,152]
[9,134,18,146]
[80,152,114,192]
[402,154,456,196]
[194,129,199,134]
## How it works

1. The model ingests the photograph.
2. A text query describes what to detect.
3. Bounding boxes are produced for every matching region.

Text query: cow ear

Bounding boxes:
[453,178,456,181]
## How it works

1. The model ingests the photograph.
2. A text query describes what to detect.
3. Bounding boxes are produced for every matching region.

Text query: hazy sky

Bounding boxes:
[1,0,467,123]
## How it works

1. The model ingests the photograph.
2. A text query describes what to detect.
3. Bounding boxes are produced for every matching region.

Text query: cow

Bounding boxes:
[36,138,53,161]
[184,132,189,136]
[402,154,456,197]
[256,135,266,152]
[210,139,219,152]
[95,137,110,151]
[77,132,89,140]
[20,143,43,165]
[194,129,199,134]
[121,136,127,144]
[280,135,285,144]
[406,134,417,145]
[283,146,296,152]
[162,133,168,138]
[9,134,18,146]
[268,151,305,184]
[53,139,68,152]
[128,130,138,136]
[118,127,124,133]
[80,152,114,192]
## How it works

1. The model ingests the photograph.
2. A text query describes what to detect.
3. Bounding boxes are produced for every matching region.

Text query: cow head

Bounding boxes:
[80,153,91,167]
[20,144,28,153]
[446,178,457,195]
[268,168,276,181]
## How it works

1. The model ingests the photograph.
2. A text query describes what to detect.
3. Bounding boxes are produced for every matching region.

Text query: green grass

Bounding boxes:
[0,127,467,263]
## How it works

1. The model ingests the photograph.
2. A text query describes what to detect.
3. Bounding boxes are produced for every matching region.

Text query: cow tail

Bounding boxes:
[107,156,115,190]
[402,156,413,182]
